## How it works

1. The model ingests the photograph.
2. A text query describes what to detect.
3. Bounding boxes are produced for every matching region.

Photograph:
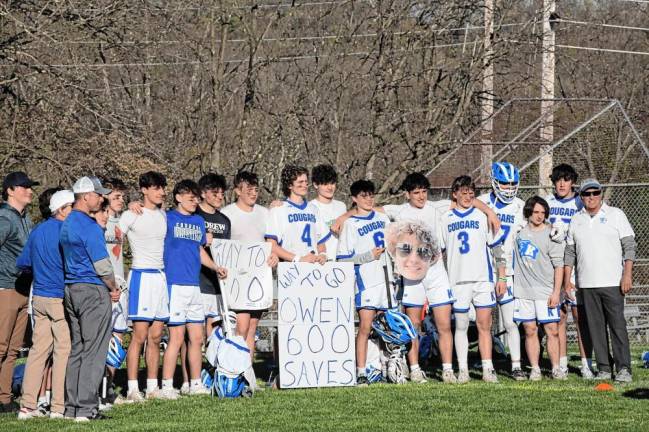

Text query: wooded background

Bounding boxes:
[2,0,649,202]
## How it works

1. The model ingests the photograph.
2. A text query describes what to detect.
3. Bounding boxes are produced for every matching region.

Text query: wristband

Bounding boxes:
[498,277,507,282]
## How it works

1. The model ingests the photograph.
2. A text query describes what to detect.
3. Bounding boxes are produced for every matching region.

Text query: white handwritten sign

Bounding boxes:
[277,262,356,388]
[210,240,273,310]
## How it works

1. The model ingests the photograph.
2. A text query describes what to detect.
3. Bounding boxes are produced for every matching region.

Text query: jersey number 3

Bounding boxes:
[458,231,470,254]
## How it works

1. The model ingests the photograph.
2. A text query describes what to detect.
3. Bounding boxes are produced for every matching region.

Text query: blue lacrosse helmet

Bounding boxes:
[215,373,246,399]
[491,162,520,204]
[201,368,214,389]
[365,365,384,384]
[371,310,417,346]
[106,335,126,368]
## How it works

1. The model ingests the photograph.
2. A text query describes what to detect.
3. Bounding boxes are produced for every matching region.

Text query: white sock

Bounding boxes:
[162,379,173,389]
[581,358,591,369]
[146,379,158,392]
[512,361,521,370]
[560,356,568,368]
[190,379,201,389]
[128,380,139,393]
[45,390,51,404]
[500,301,521,363]
[357,367,365,376]
[442,363,453,371]
[455,313,470,370]
[410,364,420,372]
[38,395,47,405]
[533,366,542,372]
[482,360,494,370]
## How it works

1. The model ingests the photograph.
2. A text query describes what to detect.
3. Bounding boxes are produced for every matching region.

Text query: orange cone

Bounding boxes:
[595,383,614,392]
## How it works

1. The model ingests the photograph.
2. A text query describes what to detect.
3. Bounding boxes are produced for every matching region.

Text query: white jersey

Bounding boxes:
[478,193,525,275]
[383,200,451,231]
[438,207,501,285]
[105,214,125,279]
[265,199,331,257]
[310,199,347,261]
[119,208,167,269]
[337,211,390,260]
[221,203,269,242]
[545,193,583,231]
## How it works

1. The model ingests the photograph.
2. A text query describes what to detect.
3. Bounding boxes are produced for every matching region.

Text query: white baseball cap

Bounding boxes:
[49,190,75,213]
[72,176,112,195]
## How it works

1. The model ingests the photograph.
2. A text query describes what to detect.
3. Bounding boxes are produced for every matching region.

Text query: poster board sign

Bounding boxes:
[277,262,356,388]
[210,240,273,310]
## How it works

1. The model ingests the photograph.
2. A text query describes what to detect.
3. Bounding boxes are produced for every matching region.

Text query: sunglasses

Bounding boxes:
[395,242,435,261]
[580,190,602,197]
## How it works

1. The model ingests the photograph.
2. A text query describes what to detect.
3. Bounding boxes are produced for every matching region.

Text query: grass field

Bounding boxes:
[4,358,648,432]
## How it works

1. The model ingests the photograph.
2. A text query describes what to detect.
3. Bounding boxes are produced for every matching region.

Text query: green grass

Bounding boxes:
[5,363,649,432]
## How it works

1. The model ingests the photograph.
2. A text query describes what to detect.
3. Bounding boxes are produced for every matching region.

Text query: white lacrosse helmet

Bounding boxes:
[386,350,408,384]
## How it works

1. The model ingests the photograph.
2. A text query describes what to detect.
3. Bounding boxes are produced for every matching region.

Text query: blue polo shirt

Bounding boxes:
[16,218,65,298]
[60,210,109,285]
[164,210,206,286]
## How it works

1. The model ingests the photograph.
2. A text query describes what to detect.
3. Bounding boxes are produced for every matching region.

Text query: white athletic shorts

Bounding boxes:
[400,259,453,308]
[201,293,224,320]
[127,269,169,322]
[513,298,561,324]
[168,284,204,325]
[496,275,514,305]
[422,260,455,308]
[452,281,496,313]
[355,265,391,310]
[112,293,129,333]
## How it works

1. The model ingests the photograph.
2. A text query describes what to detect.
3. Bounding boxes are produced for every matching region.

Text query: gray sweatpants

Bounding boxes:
[64,283,112,418]
[581,286,631,373]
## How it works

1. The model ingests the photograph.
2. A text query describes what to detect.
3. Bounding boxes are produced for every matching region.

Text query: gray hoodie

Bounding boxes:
[0,202,33,292]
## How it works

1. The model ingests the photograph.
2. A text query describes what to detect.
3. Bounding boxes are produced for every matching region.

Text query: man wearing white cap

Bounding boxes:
[60,177,120,421]
[16,190,74,419]
[564,178,635,383]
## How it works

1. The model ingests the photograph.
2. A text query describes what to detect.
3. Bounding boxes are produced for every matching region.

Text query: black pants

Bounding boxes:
[581,286,631,373]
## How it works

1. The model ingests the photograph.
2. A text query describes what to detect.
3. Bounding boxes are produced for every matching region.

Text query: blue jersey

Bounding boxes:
[60,210,109,285]
[164,210,207,286]
[16,218,65,298]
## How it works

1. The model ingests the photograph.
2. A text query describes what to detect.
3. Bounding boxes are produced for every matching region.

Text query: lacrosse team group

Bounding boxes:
[0,160,636,421]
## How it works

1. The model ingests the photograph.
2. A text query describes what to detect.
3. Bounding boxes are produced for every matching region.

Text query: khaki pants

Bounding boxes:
[21,296,71,414]
[0,288,28,404]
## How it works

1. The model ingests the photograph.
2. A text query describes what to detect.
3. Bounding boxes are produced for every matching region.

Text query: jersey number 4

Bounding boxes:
[301,225,312,247]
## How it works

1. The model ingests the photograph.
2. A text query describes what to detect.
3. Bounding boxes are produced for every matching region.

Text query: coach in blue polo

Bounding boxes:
[60,176,120,421]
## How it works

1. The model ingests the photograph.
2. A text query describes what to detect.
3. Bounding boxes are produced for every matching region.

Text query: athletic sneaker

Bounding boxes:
[356,375,369,386]
[75,416,91,422]
[482,368,498,383]
[112,395,128,405]
[18,407,45,420]
[98,402,112,412]
[410,368,428,384]
[529,367,542,381]
[49,412,65,419]
[614,368,633,383]
[188,386,210,396]
[36,399,50,416]
[580,365,594,380]
[441,369,457,384]
[594,371,612,380]
[457,369,470,384]
[511,368,527,381]
[180,382,190,395]
[552,368,568,380]
[145,388,165,399]
[559,366,569,376]
[159,387,180,400]
[126,390,146,403]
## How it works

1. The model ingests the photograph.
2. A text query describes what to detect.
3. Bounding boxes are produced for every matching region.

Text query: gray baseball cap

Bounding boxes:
[579,178,602,193]
[72,176,112,195]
